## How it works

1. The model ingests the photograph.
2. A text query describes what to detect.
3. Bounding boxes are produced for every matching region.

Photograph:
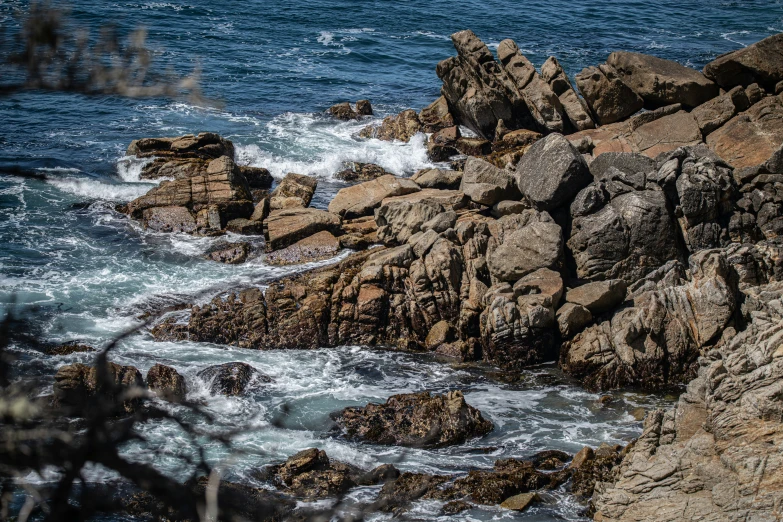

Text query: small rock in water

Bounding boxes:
[204,241,251,264]
[197,362,272,396]
[47,342,96,356]
[500,492,539,511]
[442,500,473,515]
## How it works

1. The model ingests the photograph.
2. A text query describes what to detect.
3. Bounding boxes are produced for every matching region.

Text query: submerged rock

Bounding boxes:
[332,390,493,447]
[196,362,272,396]
[53,362,144,415]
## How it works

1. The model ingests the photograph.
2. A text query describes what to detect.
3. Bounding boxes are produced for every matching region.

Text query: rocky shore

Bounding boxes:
[59,30,783,518]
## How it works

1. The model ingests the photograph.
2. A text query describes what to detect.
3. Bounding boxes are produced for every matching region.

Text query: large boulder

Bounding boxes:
[629,110,703,158]
[263,208,342,251]
[332,391,493,448]
[196,362,271,396]
[706,95,783,169]
[487,219,563,283]
[560,250,736,391]
[541,56,596,131]
[375,199,445,244]
[126,132,236,180]
[269,173,317,209]
[691,85,751,136]
[53,362,144,415]
[606,51,718,108]
[703,32,783,91]
[575,64,644,125]
[146,364,187,403]
[328,175,420,218]
[592,297,783,521]
[461,157,520,206]
[514,133,593,210]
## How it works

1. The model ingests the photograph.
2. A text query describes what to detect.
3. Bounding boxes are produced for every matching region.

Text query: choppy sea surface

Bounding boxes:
[1,1,781,519]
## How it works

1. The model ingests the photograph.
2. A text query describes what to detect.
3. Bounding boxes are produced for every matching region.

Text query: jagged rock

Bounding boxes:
[442,500,472,515]
[567,183,679,284]
[560,249,736,391]
[704,32,783,91]
[607,51,718,108]
[265,230,340,265]
[419,95,455,133]
[514,133,592,211]
[127,155,254,234]
[356,99,373,116]
[47,342,95,356]
[486,218,563,283]
[589,151,655,180]
[569,444,625,498]
[53,362,144,415]
[575,64,644,125]
[556,303,592,338]
[263,208,342,251]
[205,242,250,264]
[411,168,462,189]
[630,110,702,158]
[491,200,529,217]
[691,85,750,136]
[333,390,492,447]
[461,157,520,206]
[513,268,564,305]
[238,165,273,189]
[376,199,445,244]
[565,280,627,314]
[226,218,262,235]
[500,492,539,511]
[497,39,565,133]
[335,162,392,182]
[146,364,186,403]
[455,136,492,156]
[328,175,420,218]
[706,95,783,169]
[328,102,357,120]
[359,109,422,142]
[541,56,596,131]
[196,362,271,396]
[339,215,378,249]
[262,448,397,499]
[269,173,317,209]
[592,300,783,521]
[427,125,461,161]
[127,132,235,180]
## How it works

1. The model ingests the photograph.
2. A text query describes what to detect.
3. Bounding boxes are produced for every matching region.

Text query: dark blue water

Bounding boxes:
[0,1,780,520]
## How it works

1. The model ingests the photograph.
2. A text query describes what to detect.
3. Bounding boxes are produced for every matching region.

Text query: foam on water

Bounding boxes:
[46,176,154,201]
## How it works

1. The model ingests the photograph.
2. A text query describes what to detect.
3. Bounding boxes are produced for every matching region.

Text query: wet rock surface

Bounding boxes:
[196,362,272,396]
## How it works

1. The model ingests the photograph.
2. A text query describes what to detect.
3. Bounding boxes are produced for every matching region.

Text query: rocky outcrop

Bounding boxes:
[359,109,422,142]
[541,56,596,131]
[269,172,317,209]
[704,32,783,91]
[263,208,341,251]
[460,157,520,206]
[575,64,644,125]
[335,162,392,182]
[126,132,236,180]
[418,95,455,133]
[196,362,271,396]
[328,175,420,218]
[333,390,492,447]
[592,295,783,521]
[53,362,144,415]
[606,51,718,108]
[146,363,187,403]
[560,249,737,391]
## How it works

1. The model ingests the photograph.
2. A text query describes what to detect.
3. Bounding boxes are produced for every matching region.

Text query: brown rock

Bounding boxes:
[565,279,627,314]
[47,342,95,356]
[196,362,271,396]
[265,230,340,265]
[461,157,521,206]
[411,168,462,190]
[355,99,373,116]
[575,64,644,125]
[328,102,357,120]
[630,110,702,158]
[335,162,392,182]
[263,208,342,251]
[141,206,197,233]
[328,175,420,218]
[704,32,783,91]
[359,109,422,142]
[269,172,317,209]
[146,364,187,403]
[541,56,596,131]
[706,95,783,168]
[204,242,250,264]
[500,492,539,511]
[691,85,750,136]
[419,95,455,133]
[556,302,592,338]
[53,362,144,415]
[226,218,262,235]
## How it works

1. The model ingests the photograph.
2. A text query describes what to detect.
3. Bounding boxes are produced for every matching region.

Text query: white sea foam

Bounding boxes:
[46,177,154,201]
[116,155,155,183]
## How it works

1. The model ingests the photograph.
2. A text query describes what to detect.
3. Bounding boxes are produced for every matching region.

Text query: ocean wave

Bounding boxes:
[116,155,155,183]
[47,177,154,202]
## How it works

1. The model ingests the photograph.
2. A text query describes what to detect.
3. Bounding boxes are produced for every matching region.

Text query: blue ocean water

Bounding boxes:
[0,1,781,520]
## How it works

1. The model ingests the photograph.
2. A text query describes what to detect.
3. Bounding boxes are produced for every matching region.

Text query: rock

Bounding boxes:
[328,175,420,218]
[53,362,144,415]
[356,99,373,116]
[47,342,95,356]
[569,443,624,498]
[455,136,492,157]
[187,476,295,522]
[630,110,702,158]
[461,157,521,206]
[333,390,492,447]
[263,208,342,251]
[204,241,250,264]
[427,125,461,161]
[575,64,644,125]
[500,492,539,511]
[196,362,271,396]
[627,103,683,132]
[497,39,565,133]
[419,95,455,133]
[706,95,783,169]
[567,186,679,284]
[691,85,750,136]
[265,230,340,265]
[556,303,592,338]
[127,155,254,234]
[541,56,596,131]
[491,200,529,217]
[607,51,718,108]
[381,188,466,210]
[514,133,593,210]
[425,320,456,349]
[146,364,187,403]
[421,210,457,234]
[589,151,655,180]
[437,30,532,140]
[249,198,270,222]
[328,102,357,120]
[560,250,736,391]
[127,132,235,181]
[513,267,565,305]
[335,162,392,182]
[442,500,472,515]
[237,165,273,189]
[489,128,542,169]
[411,168,462,190]
[487,220,563,282]
[703,32,783,91]
[565,280,627,314]
[269,173,317,209]
[376,199,445,244]
[745,82,765,105]
[359,109,422,142]
[225,218,262,235]
[339,215,378,249]
[592,300,783,521]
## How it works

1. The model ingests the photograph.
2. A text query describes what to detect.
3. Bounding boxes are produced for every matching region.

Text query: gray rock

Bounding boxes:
[556,303,592,338]
[328,175,420,218]
[487,220,563,282]
[376,199,445,244]
[197,362,272,396]
[421,211,457,234]
[461,157,521,206]
[703,32,783,91]
[589,152,655,180]
[541,56,596,131]
[565,280,627,314]
[575,64,644,125]
[514,133,593,211]
[411,168,462,190]
[491,200,530,218]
